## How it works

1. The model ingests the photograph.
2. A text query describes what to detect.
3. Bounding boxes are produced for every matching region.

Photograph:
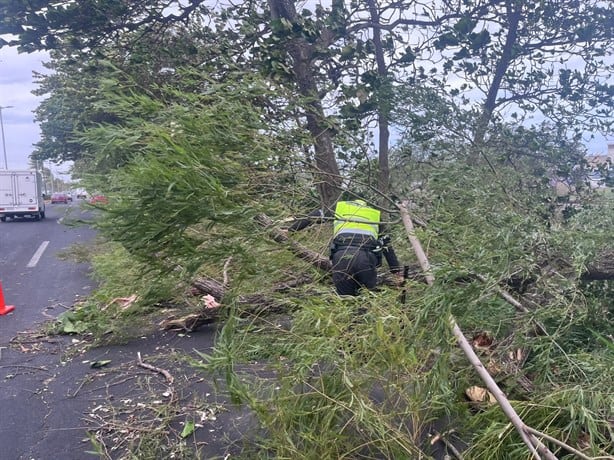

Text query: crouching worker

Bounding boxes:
[331,200,402,296]
[289,199,402,296]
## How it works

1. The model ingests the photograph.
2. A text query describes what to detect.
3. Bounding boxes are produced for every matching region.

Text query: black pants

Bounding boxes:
[331,245,378,296]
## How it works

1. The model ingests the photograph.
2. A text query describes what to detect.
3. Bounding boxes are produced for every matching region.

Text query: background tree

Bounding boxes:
[4,0,612,199]
[426,0,614,161]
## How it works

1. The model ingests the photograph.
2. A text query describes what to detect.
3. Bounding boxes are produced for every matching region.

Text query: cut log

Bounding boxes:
[582,250,614,281]
[161,274,315,331]
[254,214,332,271]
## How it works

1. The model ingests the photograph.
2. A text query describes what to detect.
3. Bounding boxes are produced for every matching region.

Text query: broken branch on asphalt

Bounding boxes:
[136,351,174,385]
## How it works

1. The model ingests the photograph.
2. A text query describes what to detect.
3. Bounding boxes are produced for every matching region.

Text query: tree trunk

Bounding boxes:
[254,214,333,271]
[160,275,311,331]
[582,250,614,281]
[268,0,342,210]
[366,0,391,204]
[471,0,521,163]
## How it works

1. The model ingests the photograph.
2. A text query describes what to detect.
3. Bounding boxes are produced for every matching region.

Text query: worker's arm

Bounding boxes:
[378,235,402,274]
[383,245,402,274]
[287,208,326,232]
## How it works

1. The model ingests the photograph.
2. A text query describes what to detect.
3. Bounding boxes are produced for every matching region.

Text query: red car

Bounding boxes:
[89,195,108,205]
[50,192,69,204]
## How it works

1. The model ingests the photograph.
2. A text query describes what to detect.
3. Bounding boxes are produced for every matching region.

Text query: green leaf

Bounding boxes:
[180,420,196,438]
[61,318,76,333]
[90,360,112,369]
[453,17,477,35]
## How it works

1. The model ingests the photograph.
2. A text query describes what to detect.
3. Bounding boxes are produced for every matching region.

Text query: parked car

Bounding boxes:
[50,192,69,204]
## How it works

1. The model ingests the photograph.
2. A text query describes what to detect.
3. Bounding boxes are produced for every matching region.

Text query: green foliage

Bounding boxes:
[559,191,614,256]
[79,72,292,274]
[466,387,614,459]
[5,0,613,173]
[89,242,181,305]
[202,288,459,458]
[50,241,185,343]
[5,0,613,457]
[197,158,613,458]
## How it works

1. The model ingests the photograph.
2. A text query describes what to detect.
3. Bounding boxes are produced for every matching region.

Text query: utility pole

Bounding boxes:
[0,105,14,169]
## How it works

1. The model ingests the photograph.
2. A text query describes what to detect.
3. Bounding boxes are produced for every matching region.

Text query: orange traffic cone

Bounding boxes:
[0,281,15,315]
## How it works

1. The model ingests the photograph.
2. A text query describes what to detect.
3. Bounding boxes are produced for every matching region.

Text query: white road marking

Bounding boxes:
[27,241,50,268]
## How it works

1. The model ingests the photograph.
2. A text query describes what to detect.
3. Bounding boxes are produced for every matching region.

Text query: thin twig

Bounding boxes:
[431,431,464,459]
[0,364,51,372]
[8,338,61,344]
[474,273,549,335]
[524,426,614,460]
[70,378,90,398]
[136,352,174,384]
[222,256,233,287]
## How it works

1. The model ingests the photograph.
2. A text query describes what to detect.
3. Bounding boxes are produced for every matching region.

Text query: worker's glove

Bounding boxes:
[380,235,391,246]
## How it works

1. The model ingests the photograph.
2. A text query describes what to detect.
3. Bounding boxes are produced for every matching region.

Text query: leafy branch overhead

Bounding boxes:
[5,1,611,174]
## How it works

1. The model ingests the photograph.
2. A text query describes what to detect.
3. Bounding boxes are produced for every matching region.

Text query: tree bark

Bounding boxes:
[268,0,342,210]
[365,0,391,203]
[471,0,521,163]
[254,213,333,271]
[160,275,308,331]
[582,250,614,281]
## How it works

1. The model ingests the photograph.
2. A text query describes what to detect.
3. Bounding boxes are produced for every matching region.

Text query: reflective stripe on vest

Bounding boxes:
[333,201,380,239]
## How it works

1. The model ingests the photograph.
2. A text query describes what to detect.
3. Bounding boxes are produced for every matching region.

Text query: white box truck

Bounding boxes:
[0,170,46,222]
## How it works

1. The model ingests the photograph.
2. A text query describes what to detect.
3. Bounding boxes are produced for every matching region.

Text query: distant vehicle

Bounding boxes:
[51,192,70,204]
[0,170,46,222]
[75,190,88,199]
[89,195,108,205]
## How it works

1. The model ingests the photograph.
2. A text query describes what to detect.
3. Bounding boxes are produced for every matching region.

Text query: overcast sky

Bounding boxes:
[0,46,48,171]
[0,45,611,177]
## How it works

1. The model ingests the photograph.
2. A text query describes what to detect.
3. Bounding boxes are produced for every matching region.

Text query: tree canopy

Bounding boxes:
[2,0,612,198]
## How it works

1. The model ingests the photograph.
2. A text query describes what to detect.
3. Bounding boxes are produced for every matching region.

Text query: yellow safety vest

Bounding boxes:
[333,200,380,239]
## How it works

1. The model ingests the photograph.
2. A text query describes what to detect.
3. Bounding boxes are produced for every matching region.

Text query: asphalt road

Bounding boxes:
[0,202,253,459]
[0,201,97,339]
[0,201,98,459]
